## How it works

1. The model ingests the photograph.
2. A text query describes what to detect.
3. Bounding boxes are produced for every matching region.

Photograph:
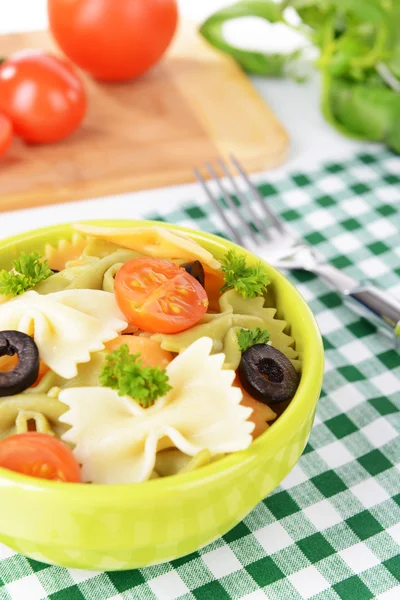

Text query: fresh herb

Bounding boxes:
[200,0,400,153]
[99,344,172,408]
[221,249,270,298]
[0,252,52,297]
[237,327,271,352]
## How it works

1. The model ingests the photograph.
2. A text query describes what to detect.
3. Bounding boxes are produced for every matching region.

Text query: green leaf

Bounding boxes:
[0,252,52,297]
[99,345,172,408]
[384,3,400,78]
[221,250,270,299]
[199,0,400,152]
[296,0,388,25]
[202,1,284,25]
[327,77,400,151]
[327,35,370,77]
[199,1,299,76]
[386,48,400,80]
[237,327,270,352]
[333,0,387,23]
[291,0,332,33]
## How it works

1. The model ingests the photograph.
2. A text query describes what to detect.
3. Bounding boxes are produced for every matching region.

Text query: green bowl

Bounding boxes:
[0,220,324,570]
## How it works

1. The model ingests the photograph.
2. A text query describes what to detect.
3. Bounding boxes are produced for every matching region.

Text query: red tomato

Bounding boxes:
[0,51,86,144]
[48,0,178,82]
[0,433,81,482]
[115,257,208,334]
[0,112,13,157]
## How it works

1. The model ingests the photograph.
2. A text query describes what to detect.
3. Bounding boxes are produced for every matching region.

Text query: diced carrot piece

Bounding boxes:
[235,377,276,439]
[30,361,50,388]
[105,335,173,368]
[0,354,18,372]
[204,267,225,312]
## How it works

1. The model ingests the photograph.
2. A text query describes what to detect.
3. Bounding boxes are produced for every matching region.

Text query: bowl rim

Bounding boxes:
[0,220,324,501]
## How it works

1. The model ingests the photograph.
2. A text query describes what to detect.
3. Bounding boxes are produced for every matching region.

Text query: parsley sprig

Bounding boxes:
[221,250,270,299]
[237,327,271,353]
[99,344,172,408]
[0,252,52,297]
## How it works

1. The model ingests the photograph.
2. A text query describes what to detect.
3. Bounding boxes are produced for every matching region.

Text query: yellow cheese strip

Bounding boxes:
[73,224,221,271]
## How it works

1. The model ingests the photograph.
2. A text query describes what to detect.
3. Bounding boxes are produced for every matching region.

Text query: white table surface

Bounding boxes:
[1,0,368,238]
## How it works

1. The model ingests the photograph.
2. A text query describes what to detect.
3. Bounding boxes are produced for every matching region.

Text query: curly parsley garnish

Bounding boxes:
[237,327,271,353]
[0,252,52,297]
[99,344,172,408]
[221,249,270,298]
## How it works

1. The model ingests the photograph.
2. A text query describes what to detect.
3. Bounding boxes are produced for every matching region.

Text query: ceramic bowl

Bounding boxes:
[0,220,324,570]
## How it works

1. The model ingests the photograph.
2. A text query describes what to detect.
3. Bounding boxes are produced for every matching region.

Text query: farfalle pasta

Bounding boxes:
[152,289,300,371]
[59,338,253,484]
[0,224,300,485]
[0,290,127,378]
[35,249,137,294]
[103,263,124,293]
[153,311,262,369]
[221,290,300,370]
[0,394,67,440]
[44,233,88,272]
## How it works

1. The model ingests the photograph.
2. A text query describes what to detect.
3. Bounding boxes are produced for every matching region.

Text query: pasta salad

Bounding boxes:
[0,225,300,484]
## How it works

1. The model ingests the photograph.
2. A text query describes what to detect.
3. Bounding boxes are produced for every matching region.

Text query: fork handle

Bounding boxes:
[316,264,400,343]
[345,284,400,340]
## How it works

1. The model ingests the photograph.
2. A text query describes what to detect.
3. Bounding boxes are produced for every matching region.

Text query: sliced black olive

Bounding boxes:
[0,331,40,397]
[238,344,299,405]
[181,260,205,287]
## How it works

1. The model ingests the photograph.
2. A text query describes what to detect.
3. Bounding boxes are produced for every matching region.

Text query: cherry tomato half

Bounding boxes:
[0,433,81,482]
[48,0,178,82]
[115,257,209,334]
[0,112,13,157]
[0,50,86,144]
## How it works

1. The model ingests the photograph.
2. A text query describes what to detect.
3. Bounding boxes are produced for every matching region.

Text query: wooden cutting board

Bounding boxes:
[0,24,288,212]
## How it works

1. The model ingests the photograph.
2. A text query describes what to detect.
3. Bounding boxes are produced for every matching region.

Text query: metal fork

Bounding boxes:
[194,156,400,344]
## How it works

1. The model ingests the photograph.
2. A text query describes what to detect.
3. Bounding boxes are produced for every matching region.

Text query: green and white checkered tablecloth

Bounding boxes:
[0,149,399,600]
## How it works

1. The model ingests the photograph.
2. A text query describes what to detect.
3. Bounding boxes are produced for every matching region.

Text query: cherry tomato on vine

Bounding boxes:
[48,0,178,82]
[0,433,81,482]
[114,257,209,334]
[0,50,86,144]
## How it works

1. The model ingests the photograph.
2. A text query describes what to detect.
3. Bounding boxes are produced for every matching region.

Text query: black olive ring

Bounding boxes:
[181,261,205,287]
[238,344,299,405]
[0,331,40,397]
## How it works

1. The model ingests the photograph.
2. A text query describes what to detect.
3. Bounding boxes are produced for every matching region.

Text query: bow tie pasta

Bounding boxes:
[0,290,127,378]
[153,289,299,371]
[44,232,88,272]
[59,337,254,484]
[35,249,137,295]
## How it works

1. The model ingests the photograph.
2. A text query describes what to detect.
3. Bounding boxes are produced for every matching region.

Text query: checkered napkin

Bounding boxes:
[0,149,399,600]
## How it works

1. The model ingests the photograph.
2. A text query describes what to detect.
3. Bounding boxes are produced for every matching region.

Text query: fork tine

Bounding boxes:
[230,154,286,234]
[217,157,270,240]
[205,162,258,244]
[193,168,244,246]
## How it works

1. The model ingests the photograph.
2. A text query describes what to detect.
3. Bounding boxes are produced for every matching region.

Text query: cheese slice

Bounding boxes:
[73,224,221,271]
